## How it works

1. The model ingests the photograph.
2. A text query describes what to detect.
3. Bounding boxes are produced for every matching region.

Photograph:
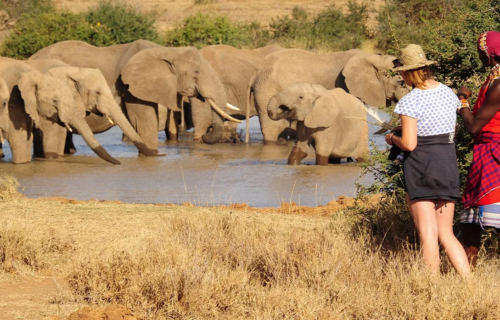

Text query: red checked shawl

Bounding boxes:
[462,80,500,208]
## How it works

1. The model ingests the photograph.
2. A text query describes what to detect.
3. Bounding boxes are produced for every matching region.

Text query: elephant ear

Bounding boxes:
[304,94,339,129]
[121,48,180,111]
[17,70,41,127]
[342,53,387,107]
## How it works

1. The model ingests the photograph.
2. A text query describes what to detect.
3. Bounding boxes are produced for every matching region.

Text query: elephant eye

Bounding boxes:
[96,90,101,95]
[53,98,58,105]
[299,96,304,99]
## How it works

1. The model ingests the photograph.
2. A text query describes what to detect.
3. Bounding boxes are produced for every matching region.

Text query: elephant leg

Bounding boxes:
[7,125,33,164]
[190,97,212,142]
[7,99,33,164]
[41,121,67,159]
[125,102,159,153]
[166,109,178,141]
[315,138,335,165]
[65,131,77,154]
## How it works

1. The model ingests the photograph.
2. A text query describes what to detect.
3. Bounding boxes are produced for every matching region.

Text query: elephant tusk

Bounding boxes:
[106,115,115,125]
[207,99,242,123]
[0,131,3,144]
[226,103,240,111]
[65,123,73,132]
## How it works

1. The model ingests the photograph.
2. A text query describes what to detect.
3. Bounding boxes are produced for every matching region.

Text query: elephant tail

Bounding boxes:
[245,69,259,144]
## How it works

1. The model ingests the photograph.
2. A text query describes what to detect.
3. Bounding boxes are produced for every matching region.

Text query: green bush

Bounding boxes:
[86,0,159,45]
[1,11,112,59]
[164,13,266,48]
[0,0,54,18]
[0,0,160,58]
[268,2,370,51]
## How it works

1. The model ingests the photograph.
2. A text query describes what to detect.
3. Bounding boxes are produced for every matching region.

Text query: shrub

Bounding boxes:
[85,0,160,45]
[164,13,262,48]
[268,2,370,51]
[0,0,54,18]
[0,174,20,200]
[1,11,112,58]
[1,0,160,58]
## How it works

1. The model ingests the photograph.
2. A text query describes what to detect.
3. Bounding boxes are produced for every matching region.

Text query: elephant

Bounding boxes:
[0,57,119,164]
[29,40,239,149]
[190,44,284,142]
[246,49,410,144]
[0,77,10,158]
[23,59,159,158]
[267,83,368,165]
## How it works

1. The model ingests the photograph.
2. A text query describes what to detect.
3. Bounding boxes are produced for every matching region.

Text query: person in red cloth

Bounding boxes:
[458,31,500,266]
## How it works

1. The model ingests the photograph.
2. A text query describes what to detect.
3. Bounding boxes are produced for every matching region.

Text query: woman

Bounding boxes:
[386,44,470,276]
[458,31,500,267]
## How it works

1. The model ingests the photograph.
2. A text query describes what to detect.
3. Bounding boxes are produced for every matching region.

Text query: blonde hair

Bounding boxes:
[404,67,434,89]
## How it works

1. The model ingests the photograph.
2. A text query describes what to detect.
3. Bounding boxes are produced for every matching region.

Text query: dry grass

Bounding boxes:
[52,0,386,31]
[1,179,500,319]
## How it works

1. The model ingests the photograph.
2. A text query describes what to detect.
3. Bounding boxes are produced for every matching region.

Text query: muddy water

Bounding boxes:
[0,116,389,207]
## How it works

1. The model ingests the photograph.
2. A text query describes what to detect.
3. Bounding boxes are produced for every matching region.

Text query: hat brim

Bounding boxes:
[391,60,437,72]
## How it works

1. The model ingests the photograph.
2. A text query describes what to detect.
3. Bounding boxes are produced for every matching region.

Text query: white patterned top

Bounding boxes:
[394,83,460,136]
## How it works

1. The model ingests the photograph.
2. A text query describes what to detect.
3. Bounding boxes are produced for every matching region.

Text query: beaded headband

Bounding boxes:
[479,32,489,57]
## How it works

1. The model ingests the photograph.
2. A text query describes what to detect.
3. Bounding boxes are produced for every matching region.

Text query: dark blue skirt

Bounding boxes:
[403,133,461,201]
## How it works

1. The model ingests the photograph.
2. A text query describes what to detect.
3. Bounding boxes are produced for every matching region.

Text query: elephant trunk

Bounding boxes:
[267,96,290,121]
[70,117,120,165]
[202,108,224,144]
[107,107,160,156]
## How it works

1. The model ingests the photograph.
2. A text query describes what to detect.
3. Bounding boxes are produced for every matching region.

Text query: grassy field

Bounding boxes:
[52,0,385,31]
[2,177,500,320]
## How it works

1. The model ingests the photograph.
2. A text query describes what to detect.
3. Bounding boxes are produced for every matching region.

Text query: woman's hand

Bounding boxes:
[385,133,394,146]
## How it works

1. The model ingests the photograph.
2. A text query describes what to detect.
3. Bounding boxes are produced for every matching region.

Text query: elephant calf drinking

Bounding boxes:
[268,83,368,165]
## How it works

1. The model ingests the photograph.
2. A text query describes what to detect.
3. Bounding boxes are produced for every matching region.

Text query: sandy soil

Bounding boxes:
[52,0,385,31]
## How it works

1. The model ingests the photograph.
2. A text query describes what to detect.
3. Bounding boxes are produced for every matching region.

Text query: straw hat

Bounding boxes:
[391,44,436,72]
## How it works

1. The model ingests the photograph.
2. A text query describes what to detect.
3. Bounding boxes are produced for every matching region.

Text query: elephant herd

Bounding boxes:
[0,40,410,166]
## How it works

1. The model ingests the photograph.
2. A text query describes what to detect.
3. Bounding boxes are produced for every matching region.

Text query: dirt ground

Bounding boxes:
[52,0,385,31]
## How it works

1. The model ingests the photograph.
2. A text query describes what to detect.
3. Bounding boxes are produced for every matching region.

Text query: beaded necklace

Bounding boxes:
[488,64,500,87]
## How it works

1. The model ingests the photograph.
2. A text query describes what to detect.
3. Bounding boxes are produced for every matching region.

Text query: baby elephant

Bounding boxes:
[267,83,368,165]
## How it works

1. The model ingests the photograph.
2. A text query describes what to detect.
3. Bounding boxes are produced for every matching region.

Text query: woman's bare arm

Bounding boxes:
[385,115,417,151]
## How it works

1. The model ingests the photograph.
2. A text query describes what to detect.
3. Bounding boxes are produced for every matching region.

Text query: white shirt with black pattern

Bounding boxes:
[394,83,460,136]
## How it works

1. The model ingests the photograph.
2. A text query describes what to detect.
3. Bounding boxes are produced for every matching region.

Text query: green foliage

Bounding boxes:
[86,0,159,44]
[0,0,160,58]
[164,13,267,48]
[1,11,112,59]
[164,2,370,50]
[1,0,54,18]
[361,0,500,253]
[268,2,370,50]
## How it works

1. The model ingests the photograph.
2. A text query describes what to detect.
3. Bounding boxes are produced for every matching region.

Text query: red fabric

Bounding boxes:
[476,187,500,205]
[462,132,500,208]
[472,80,500,132]
[478,31,500,57]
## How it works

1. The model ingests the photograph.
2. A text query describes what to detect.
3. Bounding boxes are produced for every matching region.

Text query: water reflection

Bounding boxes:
[0,116,389,207]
